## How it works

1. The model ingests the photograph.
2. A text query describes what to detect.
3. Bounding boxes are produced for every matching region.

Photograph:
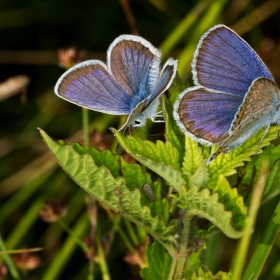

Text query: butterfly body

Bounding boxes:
[55,35,177,132]
[173,24,279,163]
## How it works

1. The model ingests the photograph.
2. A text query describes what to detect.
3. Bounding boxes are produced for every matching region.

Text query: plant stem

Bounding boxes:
[82,108,89,146]
[96,233,110,280]
[168,211,191,280]
[160,0,209,58]
[123,218,139,247]
[58,219,91,255]
[0,233,21,280]
[243,200,280,280]
[231,160,269,280]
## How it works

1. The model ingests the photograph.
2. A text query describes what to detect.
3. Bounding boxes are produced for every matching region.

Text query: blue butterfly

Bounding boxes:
[55,35,177,132]
[173,24,279,163]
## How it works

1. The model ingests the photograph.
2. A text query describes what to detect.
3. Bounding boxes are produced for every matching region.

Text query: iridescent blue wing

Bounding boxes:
[192,25,274,98]
[108,35,161,110]
[54,60,132,115]
[174,87,243,144]
[147,58,177,105]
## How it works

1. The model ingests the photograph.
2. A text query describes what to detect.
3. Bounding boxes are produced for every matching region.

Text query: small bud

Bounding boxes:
[58,47,86,69]
[12,251,41,270]
[39,200,67,223]
[0,263,8,277]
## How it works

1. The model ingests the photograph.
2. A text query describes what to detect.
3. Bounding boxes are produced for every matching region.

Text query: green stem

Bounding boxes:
[160,0,210,58]
[58,219,91,255]
[123,218,140,247]
[0,233,21,280]
[231,160,269,280]
[107,210,145,268]
[42,212,90,280]
[243,200,280,280]
[177,0,228,78]
[82,108,89,146]
[168,212,191,280]
[106,210,134,253]
[96,233,110,280]
[88,258,94,280]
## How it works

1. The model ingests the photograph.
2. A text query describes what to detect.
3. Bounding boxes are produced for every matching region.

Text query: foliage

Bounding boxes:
[40,94,280,279]
[1,1,280,280]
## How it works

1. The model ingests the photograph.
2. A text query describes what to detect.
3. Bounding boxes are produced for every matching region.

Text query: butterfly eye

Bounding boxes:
[134,120,142,126]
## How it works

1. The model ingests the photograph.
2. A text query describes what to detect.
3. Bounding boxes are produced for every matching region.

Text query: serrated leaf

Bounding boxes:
[191,268,232,280]
[113,129,185,192]
[141,241,172,280]
[121,158,152,190]
[40,129,176,245]
[71,141,121,178]
[213,175,247,230]
[182,136,205,179]
[189,160,209,190]
[207,126,280,189]
[121,158,162,217]
[161,96,185,163]
[178,186,244,238]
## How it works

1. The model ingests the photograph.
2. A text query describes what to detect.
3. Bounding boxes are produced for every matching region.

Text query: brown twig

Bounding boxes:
[119,0,139,35]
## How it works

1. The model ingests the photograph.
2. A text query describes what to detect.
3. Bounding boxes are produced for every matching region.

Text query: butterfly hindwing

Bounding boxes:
[174,87,243,144]
[208,78,280,163]
[148,58,177,105]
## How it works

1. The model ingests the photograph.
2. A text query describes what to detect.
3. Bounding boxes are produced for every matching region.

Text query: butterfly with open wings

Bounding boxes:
[174,24,280,164]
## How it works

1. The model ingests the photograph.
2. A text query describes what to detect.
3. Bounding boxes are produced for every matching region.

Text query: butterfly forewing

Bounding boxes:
[55,61,132,115]
[109,35,160,102]
[193,25,274,97]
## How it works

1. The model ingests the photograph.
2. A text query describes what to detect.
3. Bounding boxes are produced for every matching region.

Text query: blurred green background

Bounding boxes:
[1,0,280,279]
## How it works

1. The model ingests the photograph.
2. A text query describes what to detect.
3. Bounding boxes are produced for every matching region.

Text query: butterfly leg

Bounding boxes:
[151,111,165,123]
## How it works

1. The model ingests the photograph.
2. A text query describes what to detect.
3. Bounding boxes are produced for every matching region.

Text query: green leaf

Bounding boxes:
[189,160,208,190]
[121,159,170,222]
[161,96,185,163]
[182,136,208,188]
[239,144,280,204]
[113,129,185,192]
[71,141,121,178]
[182,137,204,177]
[178,186,244,238]
[213,175,247,230]
[184,247,203,279]
[121,158,152,191]
[140,241,172,280]
[39,129,176,245]
[207,126,280,189]
[191,268,232,280]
